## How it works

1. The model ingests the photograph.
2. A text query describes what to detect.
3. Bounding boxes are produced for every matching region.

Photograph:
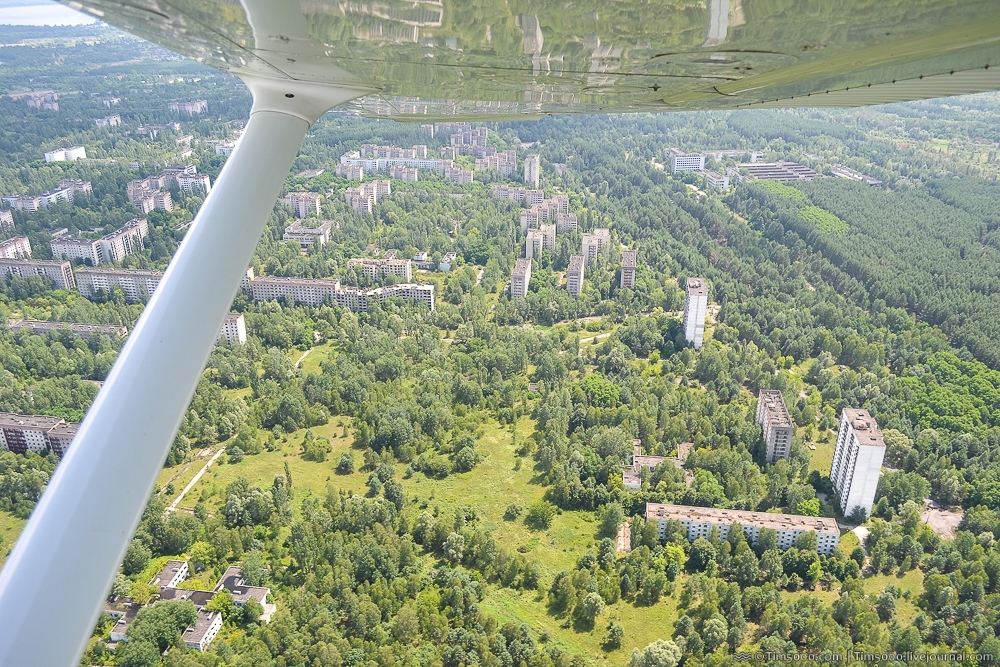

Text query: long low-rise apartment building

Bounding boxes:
[347,257,412,281]
[0,412,79,457]
[10,319,126,339]
[76,267,163,303]
[251,276,433,311]
[645,503,840,555]
[0,258,75,290]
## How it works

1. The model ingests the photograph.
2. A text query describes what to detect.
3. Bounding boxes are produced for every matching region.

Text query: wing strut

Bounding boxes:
[0,76,367,665]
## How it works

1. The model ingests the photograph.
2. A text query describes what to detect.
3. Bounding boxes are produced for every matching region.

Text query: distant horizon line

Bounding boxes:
[0,3,97,27]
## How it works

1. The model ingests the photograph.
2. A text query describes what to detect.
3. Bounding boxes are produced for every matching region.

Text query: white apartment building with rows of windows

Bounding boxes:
[646,503,840,555]
[510,258,532,299]
[830,408,886,519]
[756,389,794,463]
[683,276,708,349]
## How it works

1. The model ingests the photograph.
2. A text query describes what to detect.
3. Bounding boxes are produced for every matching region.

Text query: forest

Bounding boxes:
[1,21,1000,667]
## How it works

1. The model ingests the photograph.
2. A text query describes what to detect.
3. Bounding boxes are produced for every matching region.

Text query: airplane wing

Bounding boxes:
[0,1,997,665]
[62,0,1000,118]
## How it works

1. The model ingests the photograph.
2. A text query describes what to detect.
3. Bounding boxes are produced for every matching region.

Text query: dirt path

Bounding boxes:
[168,446,226,512]
[294,348,313,368]
[617,520,632,554]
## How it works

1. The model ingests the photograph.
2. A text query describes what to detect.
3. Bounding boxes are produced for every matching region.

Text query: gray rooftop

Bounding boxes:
[621,250,637,268]
[843,408,885,447]
[686,277,708,296]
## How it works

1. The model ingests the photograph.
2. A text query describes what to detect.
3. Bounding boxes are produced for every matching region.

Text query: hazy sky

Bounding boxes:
[0,0,96,26]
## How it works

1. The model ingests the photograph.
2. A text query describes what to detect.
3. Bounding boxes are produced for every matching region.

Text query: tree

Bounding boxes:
[629,639,682,667]
[122,538,151,576]
[444,532,465,564]
[110,573,131,599]
[452,446,477,472]
[796,498,821,517]
[604,621,625,650]
[701,618,728,651]
[576,592,606,627]
[206,589,237,620]
[241,552,267,586]
[598,502,624,539]
[336,452,355,474]
[525,501,557,530]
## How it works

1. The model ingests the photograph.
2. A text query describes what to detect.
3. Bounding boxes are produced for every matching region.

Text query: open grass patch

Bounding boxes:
[0,511,25,567]
[800,205,849,235]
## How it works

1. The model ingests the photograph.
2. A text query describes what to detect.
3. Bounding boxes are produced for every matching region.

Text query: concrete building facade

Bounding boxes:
[683,277,708,349]
[51,237,102,265]
[524,153,540,188]
[667,148,705,173]
[0,236,31,259]
[217,313,247,345]
[566,254,585,297]
[581,228,610,264]
[831,408,886,520]
[510,258,532,299]
[75,267,163,303]
[0,412,78,457]
[285,192,322,218]
[756,390,794,463]
[620,250,637,289]
[0,210,12,231]
[283,220,332,248]
[646,503,840,555]
[0,258,75,290]
[347,257,413,281]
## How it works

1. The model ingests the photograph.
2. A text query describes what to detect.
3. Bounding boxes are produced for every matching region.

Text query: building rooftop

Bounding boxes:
[621,250,636,268]
[158,587,215,607]
[843,408,885,447]
[568,254,585,271]
[645,503,839,534]
[215,566,270,605]
[759,389,792,428]
[512,258,532,276]
[686,277,708,296]
[150,560,187,588]
[182,610,221,645]
[0,412,63,430]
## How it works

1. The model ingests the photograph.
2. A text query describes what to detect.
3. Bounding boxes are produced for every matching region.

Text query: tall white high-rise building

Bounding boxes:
[620,250,637,289]
[524,154,540,188]
[756,390,794,463]
[525,229,544,260]
[830,408,886,520]
[683,277,708,349]
[581,228,610,264]
[566,254,585,297]
[510,258,532,299]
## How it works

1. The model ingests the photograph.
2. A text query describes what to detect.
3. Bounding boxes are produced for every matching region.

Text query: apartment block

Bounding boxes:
[0,412,79,458]
[285,192,322,218]
[9,319,126,340]
[251,276,433,311]
[525,229,544,260]
[510,258,532,299]
[566,254,585,297]
[0,236,31,259]
[620,250,637,289]
[581,228,610,264]
[341,149,451,175]
[95,114,121,127]
[176,173,212,194]
[702,170,730,190]
[444,167,474,183]
[345,180,392,214]
[51,238,102,266]
[524,153,540,188]
[2,195,43,212]
[217,313,247,345]
[169,100,208,114]
[555,212,578,232]
[622,441,667,489]
[475,149,518,177]
[491,185,545,206]
[756,390,794,463]
[683,277,708,349]
[830,409,886,519]
[347,257,413,281]
[283,220,333,248]
[335,163,364,180]
[666,148,705,173]
[100,218,149,263]
[0,258,75,290]
[183,612,222,652]
[389,165,419,182]
[0,210,12,231]
[646,503,840,555]
[76,267,163,303]
[44,146,86,162]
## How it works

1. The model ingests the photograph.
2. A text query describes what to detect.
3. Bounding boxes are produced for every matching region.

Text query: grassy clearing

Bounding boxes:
[0,511,25,566]
[181,418,363,513]
[838,530,861,555]
[480,575,683,666]
[757,180,808,201]
[806,433,835,476]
